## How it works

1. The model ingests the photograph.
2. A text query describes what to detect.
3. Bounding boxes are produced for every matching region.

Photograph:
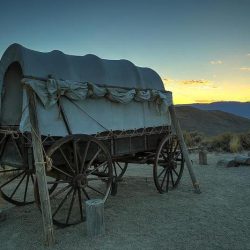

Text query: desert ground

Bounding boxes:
[0,152,250,250]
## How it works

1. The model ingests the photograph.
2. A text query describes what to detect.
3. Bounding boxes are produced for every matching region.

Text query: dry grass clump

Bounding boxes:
[229,135,242,153]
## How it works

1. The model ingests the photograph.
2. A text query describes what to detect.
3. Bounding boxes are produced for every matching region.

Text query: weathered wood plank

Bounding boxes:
[169,105,201,193]
[86,199,105,237]
[27,87,55,246]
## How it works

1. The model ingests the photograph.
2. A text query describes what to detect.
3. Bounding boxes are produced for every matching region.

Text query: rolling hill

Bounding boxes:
[175,106,250,136]
[179,102,250,119]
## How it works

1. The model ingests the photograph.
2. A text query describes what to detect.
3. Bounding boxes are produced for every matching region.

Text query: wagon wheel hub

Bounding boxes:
[169,160,177,170]
[73,174,88,188]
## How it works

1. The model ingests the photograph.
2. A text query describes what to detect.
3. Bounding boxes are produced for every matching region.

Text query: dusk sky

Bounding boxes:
[0,0,249,104]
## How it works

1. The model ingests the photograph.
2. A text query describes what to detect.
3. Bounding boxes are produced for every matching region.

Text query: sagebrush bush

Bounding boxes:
[183,131,204,147]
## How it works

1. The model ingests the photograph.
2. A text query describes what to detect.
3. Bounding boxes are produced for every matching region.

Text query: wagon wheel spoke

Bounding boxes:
[52,187,73,218]
[58,147,75,174]
[0,171,24,188]
[172,168,179,177]
[116,162,123,171]
[172,141,179,155]
[157,167,166,179]
[160,152,168,162]
[30,174,35,184]
[160,169,168,189]
[47,180,70,185]
[23,174,30,203]
[77,188,84,221]
[73,140,79,174]
[86,148,102,170]
[112,162,128,181]
[87,184,105,196]
[50,184,71,199]
[51,165,73,178]
[0,168,20,174]
[10,173,26,198]
[88,177,109,181]
[80,141,91,174]
[66,188,76,225]
[87,160,107,176]
[82,187,90,200]
[0,169,36,206]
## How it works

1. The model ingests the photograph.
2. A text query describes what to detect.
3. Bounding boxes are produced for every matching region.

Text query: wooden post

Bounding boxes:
[27,87,55,246]
[86,199,105,237]
[169,105,201,193]
[199,150,207,165]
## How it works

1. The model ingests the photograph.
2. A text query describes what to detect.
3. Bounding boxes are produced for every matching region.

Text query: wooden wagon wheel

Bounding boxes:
[35,134,113,227]
[0,166,36,206]
[153,134,184,193]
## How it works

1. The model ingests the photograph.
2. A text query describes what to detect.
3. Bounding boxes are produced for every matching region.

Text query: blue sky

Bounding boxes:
[0,0,249,103]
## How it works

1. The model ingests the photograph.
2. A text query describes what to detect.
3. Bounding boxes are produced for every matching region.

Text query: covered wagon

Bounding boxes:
[0,44,199,231]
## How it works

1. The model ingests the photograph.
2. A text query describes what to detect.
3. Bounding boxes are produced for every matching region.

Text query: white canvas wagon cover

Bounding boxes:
[0,44,172,136]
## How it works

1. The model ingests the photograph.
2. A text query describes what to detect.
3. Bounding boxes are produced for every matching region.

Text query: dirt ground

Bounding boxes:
[0,152,250,250]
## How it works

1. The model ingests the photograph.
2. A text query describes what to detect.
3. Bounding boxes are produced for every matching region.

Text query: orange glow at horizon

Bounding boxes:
[162,79,250,104]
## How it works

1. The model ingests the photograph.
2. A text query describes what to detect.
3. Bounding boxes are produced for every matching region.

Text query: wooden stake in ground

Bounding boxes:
[86,199,105,237]
[169,105,201,194]
[27,87,55,246]
[199,150,208,165]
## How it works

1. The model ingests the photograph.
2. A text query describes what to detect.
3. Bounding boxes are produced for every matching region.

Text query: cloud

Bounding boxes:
[162,78,177,85]
[240,67,250,72]
[247,53,250,57]
[210,60,223,65]
[180,79,210,85]
[162,76,218,89]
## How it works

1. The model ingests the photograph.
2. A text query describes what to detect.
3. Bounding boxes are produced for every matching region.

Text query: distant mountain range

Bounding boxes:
[178,101,250,119]
[175,106,250,136]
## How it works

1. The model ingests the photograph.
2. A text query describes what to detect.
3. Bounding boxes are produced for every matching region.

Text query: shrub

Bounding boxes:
[239,132,250,150]
[229,135,242,152]
[183,131,204,147]
[183,131,250,152]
